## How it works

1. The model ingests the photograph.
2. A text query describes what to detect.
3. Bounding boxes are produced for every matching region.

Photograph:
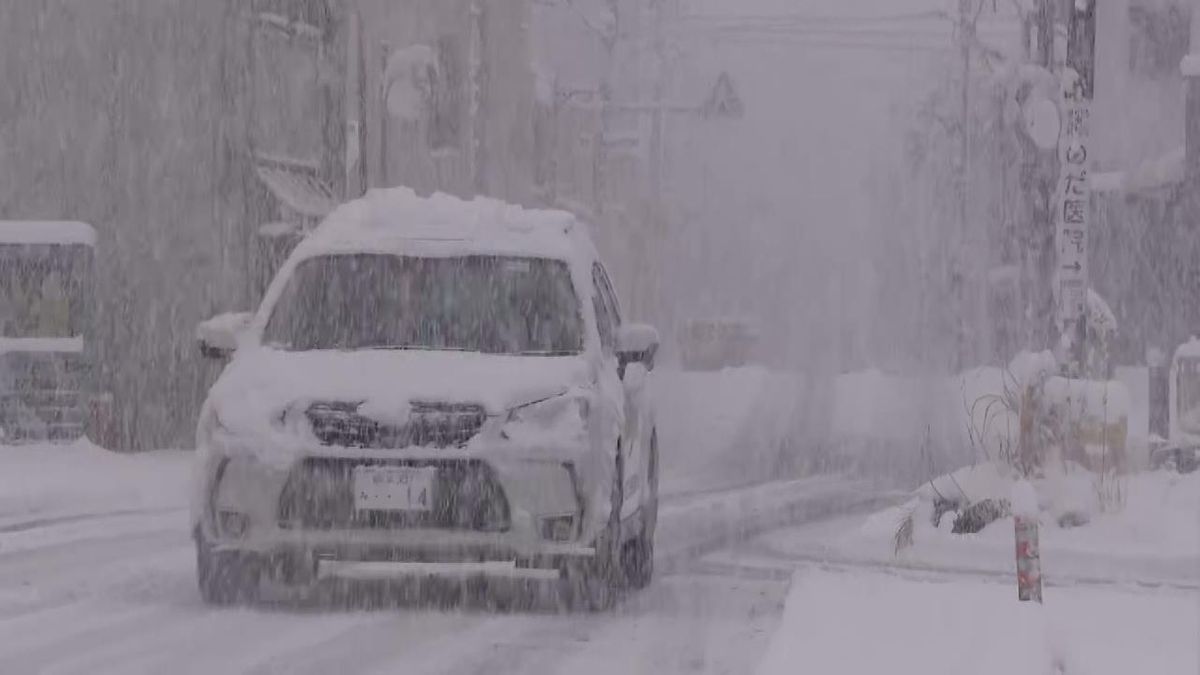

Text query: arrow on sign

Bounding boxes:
[1061,261,1082,273]
[702,72,744,120]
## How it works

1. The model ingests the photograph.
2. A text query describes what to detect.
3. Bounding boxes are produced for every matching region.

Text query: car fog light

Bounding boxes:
[218,510,249,539]
[540,515,576,542]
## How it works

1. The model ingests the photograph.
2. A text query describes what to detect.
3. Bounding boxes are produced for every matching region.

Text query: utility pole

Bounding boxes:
[1035,0,1055,69]
[1024,0,1056,352]
[954,0,974,372]
[1057,0,1095,376]
[343,8,365,199]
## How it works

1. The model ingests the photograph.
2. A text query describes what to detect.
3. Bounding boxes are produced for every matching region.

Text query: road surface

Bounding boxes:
[0,483,874,675]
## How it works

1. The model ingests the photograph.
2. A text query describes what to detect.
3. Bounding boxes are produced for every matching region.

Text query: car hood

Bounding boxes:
[208,347,595,434]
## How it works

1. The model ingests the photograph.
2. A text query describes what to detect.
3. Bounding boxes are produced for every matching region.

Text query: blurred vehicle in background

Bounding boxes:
[1152,338,1200,473]
[0,221,110,445]
[678,317,760,371]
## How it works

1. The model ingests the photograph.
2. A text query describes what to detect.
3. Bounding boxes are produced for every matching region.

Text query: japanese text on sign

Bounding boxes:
[1055,68,1090,330]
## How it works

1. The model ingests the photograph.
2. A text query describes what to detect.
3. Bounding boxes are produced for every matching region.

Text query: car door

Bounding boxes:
[592,263,647,520]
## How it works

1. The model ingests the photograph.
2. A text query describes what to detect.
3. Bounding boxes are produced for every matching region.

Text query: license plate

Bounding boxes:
[352,466,437,512]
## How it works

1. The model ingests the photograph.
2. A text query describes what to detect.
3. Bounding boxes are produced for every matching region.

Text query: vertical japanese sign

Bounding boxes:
[1055,68,1090,353]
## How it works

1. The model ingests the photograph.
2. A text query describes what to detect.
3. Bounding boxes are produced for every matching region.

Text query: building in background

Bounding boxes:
[0,1,258,449]
[656,0,1024,372]
[0,0,660,449]
[1090,0,1197,367]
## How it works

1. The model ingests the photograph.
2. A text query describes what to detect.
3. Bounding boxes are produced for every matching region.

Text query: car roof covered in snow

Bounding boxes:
[0,221,96,246]
[294,188,594,263]
[1176,337,1200,361]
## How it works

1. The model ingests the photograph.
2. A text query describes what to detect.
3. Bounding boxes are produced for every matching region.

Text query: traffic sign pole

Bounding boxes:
[1057,1,1096,377]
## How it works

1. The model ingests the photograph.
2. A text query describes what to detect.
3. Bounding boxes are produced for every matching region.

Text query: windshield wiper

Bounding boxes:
[519,350,579,356]
[363,345,472,352]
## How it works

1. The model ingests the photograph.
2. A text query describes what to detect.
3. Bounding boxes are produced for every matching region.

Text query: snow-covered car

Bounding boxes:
[191,188,661,610]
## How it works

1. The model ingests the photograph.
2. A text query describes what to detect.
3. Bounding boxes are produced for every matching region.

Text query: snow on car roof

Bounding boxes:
[0,221,97,246]
[297,187,591,262]
[1176,337,1200,361]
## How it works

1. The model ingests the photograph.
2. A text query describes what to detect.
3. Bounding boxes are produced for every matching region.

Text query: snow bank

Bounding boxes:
[824,367,993,487]
[915,462,1013,504]
[0,441,190,522]
[773,468,1200,586]
[824,351,1135,486]
[0,221,96,246]
[0,336,85,356]
[1011,479,1038,518]
[654,366,812,495]
[756,569,1197,675]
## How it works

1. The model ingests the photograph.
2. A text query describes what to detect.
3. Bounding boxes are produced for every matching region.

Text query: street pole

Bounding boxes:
[1035,0,1054,69]
[955,0,974,372]
[1019,0,1058,353]
[1057,0,1095,377]
[343,9,365,198]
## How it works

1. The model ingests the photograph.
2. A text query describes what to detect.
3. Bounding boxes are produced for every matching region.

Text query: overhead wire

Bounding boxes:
[670,8,1021,55]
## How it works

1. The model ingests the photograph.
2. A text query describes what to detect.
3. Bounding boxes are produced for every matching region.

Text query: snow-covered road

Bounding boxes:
[0,529,775,673]
[0,366,884,674]
[0,478,882,675]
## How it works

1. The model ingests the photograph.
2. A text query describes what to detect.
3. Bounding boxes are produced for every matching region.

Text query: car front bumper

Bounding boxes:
[195,443,609,577]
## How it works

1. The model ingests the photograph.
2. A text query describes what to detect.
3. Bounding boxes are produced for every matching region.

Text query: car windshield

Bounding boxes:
[1178,358,1200,435]
[263,253,583,355]
[0,243,91,339]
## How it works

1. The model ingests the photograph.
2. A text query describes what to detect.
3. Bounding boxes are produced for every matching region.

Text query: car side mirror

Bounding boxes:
[617,323,660,376]
[197,311,253,360]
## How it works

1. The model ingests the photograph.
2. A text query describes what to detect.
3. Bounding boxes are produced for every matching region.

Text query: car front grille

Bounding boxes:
[277,458,510,532]
[306,402,486,449]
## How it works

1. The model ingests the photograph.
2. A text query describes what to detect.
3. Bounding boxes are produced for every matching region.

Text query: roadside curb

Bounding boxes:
[0,506,186,534]
[655,478,905,574]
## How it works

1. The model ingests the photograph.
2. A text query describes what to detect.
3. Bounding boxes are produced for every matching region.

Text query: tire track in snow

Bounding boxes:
[374,573,789,675]
[235,609,493,675]
[0,531,191,619]
[0,601,171,668]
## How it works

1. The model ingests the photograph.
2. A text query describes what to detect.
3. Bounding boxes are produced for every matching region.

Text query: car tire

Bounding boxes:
[195,529,261,606]
[560,452,624,612]
[624,431,658,590]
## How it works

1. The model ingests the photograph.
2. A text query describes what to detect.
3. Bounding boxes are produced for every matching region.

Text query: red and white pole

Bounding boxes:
[1013,480,1042,603]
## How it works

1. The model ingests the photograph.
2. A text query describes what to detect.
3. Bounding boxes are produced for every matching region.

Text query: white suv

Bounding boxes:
[192,189,660,610]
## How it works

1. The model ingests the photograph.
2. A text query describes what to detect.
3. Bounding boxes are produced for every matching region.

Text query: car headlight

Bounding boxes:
[504,394,590,439]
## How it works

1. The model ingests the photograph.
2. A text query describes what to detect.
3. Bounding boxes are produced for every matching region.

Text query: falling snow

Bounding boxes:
[0,0,1197,673]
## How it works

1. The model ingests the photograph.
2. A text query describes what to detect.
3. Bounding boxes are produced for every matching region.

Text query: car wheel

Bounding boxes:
[560,452,624,612]
[624,431,658,590]
[195,529,261,606]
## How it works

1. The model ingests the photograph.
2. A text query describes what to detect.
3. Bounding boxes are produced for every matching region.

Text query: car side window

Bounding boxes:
[595,264,622,327]
[592,264,617,355]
